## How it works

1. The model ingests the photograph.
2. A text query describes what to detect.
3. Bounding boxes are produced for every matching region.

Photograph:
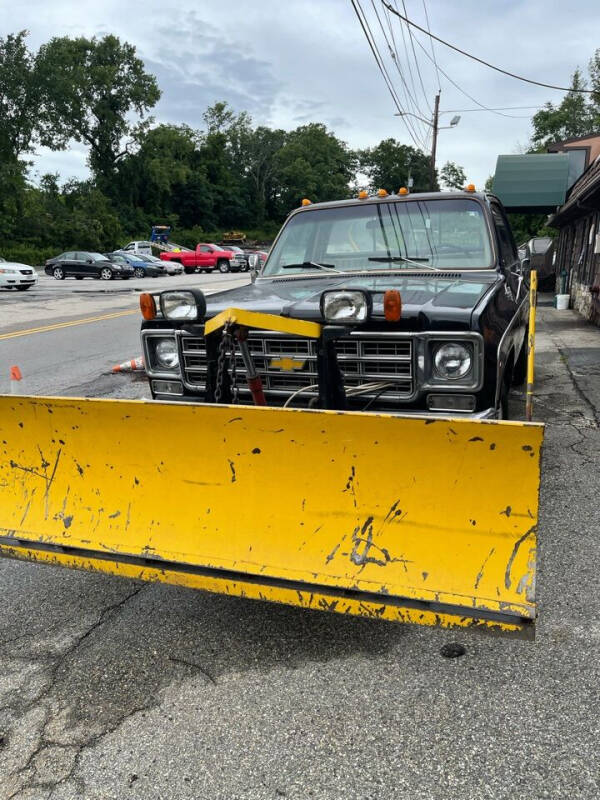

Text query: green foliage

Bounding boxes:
[36,34,160,187]
[507,214,555,246]
[0,244,56,266]
[531,63,600,149]
[440,161,467,191]
[359,139,435,192]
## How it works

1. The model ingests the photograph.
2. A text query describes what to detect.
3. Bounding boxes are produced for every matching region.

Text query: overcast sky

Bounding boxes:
[9,0,600,190]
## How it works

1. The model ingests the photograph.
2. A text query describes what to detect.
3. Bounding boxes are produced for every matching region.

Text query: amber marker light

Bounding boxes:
[301,198,312,206]
[384,289,402,322]
[358,190,369,199]
[140,292,157,320]
[377,188,388,197]
[398,187,409,196]
[465,183,476,192]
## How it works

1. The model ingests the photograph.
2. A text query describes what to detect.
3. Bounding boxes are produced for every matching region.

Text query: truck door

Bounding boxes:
[198,245,214,269]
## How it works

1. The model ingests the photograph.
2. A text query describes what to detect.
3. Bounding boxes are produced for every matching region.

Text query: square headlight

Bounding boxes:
[160,290,206,321]
[321,290,370,324]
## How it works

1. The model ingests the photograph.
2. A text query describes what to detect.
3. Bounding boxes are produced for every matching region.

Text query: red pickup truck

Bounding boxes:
[160,243,235,274]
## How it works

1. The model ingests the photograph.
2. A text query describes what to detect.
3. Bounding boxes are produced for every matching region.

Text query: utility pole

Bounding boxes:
[430,92,440,191]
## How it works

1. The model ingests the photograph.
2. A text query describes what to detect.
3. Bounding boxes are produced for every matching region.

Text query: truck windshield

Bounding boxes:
[263,197,494,276]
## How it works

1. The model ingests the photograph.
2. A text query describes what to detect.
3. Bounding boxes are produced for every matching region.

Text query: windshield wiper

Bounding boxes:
[368,256,440,271]
[280,261,339,273]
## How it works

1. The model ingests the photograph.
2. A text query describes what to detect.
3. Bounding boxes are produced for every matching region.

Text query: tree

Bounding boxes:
[440,161,466,191]
[531,68,600,149]
[36,35,160,189]
[0,31,41,162]
[274,123,356,214]
[359,139,433,193]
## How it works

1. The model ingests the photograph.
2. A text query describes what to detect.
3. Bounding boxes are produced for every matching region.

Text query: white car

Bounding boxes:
[138,253,184,275]
[0,257,38,291]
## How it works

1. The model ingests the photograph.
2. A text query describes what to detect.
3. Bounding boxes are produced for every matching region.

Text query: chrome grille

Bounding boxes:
[180,329,414,401]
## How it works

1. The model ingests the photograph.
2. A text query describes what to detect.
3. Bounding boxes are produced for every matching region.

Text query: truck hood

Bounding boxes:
[204,272,500,329]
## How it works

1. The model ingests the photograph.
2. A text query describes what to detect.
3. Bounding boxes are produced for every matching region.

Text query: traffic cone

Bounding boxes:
[112,357,145,374]
[10,365,23,394]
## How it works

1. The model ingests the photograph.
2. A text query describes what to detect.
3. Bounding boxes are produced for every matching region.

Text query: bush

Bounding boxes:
[1,244,57,266]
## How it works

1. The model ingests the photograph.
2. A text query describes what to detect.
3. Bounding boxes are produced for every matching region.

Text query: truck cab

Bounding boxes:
[141,190,529,419]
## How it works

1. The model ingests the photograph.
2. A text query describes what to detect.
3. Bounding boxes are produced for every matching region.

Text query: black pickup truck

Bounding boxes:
[140,190,529,418]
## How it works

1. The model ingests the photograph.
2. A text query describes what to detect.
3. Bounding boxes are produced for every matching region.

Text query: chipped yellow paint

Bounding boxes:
[269,357,307,371]
[204,307,322,338]
[0,395,544,636]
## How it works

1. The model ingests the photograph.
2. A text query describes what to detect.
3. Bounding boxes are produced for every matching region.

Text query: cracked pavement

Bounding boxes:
[1,302,599,799]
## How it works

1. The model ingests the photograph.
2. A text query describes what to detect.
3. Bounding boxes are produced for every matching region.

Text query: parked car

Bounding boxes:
[44,252,133,281]
[0,257,38,291]
[160,243,236,274]
[112,251,166,278]
[135,253,183,276]
[225,246,250,272]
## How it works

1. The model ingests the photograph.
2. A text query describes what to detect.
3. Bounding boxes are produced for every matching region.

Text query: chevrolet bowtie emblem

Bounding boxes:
[270,357,306,371]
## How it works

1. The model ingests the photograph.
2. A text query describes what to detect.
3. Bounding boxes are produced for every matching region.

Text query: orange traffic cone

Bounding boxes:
[112,357,145,373]
[10,365,23,394]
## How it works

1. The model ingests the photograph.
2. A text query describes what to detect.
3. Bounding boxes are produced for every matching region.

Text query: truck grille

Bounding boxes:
[181,330,414,404]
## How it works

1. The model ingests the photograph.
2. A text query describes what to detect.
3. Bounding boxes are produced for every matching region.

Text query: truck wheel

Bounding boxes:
[217,259,230,273]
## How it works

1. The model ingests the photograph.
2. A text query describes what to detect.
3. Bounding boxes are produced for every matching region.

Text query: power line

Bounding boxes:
[421,0,441,91]
[406,28,540,119]
[350,0,425,149]
[376,0,431,144]
[381,1,596,94]
[443,105,546,113]
[399,0,433,113]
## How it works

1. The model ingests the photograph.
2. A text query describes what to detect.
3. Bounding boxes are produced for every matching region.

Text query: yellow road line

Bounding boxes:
[0,309,138,341]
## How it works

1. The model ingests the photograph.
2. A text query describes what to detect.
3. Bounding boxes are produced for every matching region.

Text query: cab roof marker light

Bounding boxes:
[398,187,409,196]
[358,190,369,200]
[377,188,389,197]
[301,198,312,206]
[465,183,476,192]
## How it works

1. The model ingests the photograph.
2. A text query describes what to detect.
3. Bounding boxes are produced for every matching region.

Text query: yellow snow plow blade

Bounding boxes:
[0,396,543,637]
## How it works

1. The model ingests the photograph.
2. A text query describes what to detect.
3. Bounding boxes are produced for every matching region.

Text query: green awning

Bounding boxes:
[492,154,570,213]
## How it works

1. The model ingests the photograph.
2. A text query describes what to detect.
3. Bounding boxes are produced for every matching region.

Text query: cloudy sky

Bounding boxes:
[9,0,600,189]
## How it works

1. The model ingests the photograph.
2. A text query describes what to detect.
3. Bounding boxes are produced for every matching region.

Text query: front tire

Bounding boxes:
[133,267,145,279]
[100,268,113,281]
[53,267,65,280]
[217,259,230,273]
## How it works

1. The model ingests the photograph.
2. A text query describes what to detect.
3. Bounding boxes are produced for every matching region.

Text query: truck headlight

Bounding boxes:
[160,290,207,321]
[321,290,369,323]
[433,343,472,380]
[155,338,179,369]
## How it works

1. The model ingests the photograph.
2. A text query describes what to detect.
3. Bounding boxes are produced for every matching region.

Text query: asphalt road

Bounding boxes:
[0,272,249,396]
[0,292,599,799]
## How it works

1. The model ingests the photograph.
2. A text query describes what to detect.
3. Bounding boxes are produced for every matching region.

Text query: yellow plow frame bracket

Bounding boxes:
[0,396,543,637]
[205,307,322,338]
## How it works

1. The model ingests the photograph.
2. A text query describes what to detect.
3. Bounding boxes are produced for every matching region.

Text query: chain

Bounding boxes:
[230,334,239,404]
[214,320,230,404]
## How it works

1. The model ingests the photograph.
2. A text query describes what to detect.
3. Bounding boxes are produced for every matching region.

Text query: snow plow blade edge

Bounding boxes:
[0,396,543,637]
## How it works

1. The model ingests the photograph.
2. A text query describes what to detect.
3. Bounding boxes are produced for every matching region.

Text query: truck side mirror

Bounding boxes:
[248,253,260,282]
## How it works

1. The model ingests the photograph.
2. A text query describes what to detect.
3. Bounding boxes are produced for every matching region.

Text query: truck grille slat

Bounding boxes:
[181,329,414,403]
